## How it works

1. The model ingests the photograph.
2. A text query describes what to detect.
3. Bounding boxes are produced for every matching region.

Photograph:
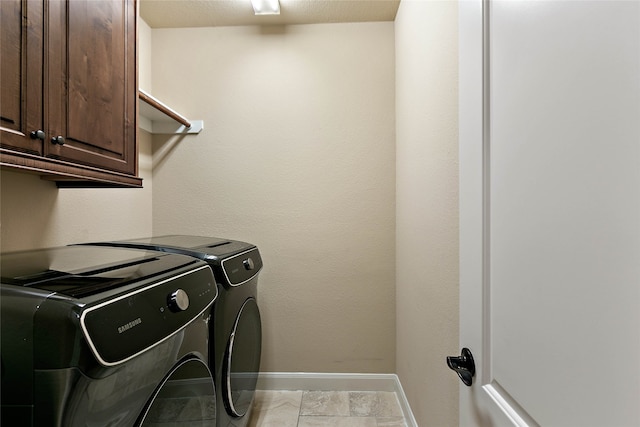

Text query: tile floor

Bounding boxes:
[247,390,407,427]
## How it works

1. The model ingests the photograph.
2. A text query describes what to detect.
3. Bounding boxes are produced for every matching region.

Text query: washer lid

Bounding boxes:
[0,245,201,298]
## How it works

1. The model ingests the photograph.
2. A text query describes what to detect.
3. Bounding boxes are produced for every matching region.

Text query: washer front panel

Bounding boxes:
[80,265,217,366]
[137,356,216,426]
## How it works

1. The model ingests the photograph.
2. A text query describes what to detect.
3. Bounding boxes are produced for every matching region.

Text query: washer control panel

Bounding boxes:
[80,264,216,366]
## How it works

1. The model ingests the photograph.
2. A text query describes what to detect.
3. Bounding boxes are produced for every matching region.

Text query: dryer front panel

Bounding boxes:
[223,297,262,418]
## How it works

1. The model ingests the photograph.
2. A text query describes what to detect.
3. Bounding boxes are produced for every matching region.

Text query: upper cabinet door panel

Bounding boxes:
[46,0,136,175]
[0,0,44,155]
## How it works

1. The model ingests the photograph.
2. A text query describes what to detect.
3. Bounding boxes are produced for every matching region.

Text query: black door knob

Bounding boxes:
[447,347,476,386]
[30,130,45,140]
[51,136,65,145]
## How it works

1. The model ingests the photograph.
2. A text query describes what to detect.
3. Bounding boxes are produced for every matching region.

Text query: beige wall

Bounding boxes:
[149,23,396,373]
[139,18,153,93]
[395,1,460,426]
[0,130,153,251]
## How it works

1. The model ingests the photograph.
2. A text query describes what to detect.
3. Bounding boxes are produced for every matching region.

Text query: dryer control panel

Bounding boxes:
[221,248,263,286]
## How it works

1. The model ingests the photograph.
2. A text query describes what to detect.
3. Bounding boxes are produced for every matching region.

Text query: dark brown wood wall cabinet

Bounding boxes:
[0,0,141,188]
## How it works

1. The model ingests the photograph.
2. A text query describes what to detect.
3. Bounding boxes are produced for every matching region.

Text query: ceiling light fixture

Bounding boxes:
[251,0,280,15]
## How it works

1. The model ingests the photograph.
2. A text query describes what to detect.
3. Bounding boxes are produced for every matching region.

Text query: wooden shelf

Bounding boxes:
[138,89,203,134]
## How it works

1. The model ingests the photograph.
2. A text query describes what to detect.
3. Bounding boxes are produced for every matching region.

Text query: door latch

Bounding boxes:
[447,347,476,386]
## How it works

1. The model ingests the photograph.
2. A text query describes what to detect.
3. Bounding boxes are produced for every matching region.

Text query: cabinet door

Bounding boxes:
[0,0,44,155]
[46,0,137,175]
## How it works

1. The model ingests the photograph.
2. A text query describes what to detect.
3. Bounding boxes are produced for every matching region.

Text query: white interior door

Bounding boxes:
[458,1,640,426]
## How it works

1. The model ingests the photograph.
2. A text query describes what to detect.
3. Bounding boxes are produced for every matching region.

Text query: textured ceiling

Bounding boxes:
[140,0,401,28]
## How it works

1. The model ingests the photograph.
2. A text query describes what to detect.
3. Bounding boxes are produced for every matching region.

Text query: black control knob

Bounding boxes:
[243,258,255,271]
[167,289,189,312]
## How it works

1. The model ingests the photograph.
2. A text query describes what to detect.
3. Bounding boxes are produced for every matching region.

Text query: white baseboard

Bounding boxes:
[256,372,418,427]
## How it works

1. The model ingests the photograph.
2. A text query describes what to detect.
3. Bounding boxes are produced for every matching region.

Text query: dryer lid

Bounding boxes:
[86,235,257,264]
